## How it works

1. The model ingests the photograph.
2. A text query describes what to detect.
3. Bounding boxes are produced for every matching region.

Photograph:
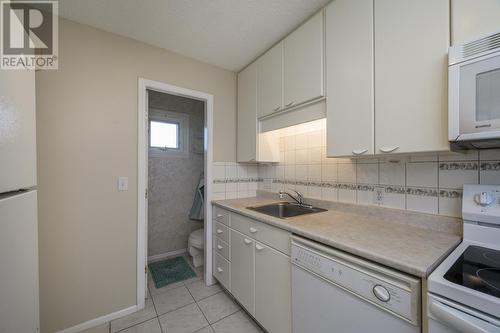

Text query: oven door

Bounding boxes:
[450,52,500,141]
[428,294,500,333]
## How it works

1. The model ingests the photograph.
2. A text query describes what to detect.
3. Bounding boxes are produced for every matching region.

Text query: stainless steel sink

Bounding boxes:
[247,202,327,219]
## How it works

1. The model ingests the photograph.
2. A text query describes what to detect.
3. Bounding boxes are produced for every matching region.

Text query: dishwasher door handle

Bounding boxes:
[429,299,500,333]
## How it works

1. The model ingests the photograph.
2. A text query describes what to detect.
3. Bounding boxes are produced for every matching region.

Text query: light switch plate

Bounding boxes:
[118,177,128,191]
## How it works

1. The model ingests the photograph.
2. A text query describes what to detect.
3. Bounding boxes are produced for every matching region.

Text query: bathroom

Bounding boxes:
[147,90,206,288]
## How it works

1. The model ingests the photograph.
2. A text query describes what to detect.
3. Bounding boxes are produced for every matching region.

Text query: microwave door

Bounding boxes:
[459,54,500,138]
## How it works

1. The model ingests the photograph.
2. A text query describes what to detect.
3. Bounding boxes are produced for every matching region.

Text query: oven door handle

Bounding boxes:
[429,299,500,333]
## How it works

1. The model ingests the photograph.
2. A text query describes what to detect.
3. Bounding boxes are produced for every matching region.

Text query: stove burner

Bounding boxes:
[444,245,500,299]
[483,252,500,266]
[477,268,500,292]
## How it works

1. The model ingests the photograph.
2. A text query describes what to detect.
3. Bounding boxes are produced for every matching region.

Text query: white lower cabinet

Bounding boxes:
[212,207,292,333]
[255,242,292,333]
[230,230,255,315]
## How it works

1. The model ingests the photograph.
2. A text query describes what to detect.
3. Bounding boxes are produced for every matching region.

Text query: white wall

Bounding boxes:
[36,18,236,333]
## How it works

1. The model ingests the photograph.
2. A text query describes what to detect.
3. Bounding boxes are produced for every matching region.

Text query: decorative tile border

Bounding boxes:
[480,162,500,171]
[266,178,454,198]
[213,177,263,184]
[214,177,264,184]
[439,189,463,198]
[439,162,478,170]
[406,187,438,197]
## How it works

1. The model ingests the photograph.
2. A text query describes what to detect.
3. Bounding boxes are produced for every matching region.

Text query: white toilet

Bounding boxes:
[188,228,204,268]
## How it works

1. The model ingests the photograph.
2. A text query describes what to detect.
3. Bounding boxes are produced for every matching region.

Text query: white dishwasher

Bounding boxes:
[291,236,421,333]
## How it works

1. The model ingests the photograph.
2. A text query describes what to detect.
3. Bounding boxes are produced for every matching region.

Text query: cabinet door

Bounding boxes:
[325,0,374,157]
[452,0,500,45]
[255,243,291,333]
[284,11,324,109]
[230,230,255,315]
[237,62,257,162]
[257,42,283,118]
[375,0,449,155]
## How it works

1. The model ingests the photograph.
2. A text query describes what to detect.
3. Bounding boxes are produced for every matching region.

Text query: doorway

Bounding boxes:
[137,79,215,309]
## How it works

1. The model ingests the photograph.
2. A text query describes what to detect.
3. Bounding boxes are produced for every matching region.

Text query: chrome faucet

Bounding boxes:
[279,190,312,208]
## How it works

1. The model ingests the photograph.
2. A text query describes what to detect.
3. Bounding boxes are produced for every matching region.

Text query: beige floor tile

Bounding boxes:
[158,303,208,333]
[211,311,263,333]
[197,292,240,324]
[80,322,110,333]
[110,298,157,332]
[194,326,214,333]
[119,318,161,333]
[152,285,195,315]
[186,280,222,301]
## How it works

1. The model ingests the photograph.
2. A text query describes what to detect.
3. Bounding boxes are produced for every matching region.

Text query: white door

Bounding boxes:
[325,0,374,157]
[0,67,36,192]
[230,230,255,315]
[283,11,324,109]
[257,42,283,118]
[255,243,292,333]
[0,191,39,333]
[374,0,449,155]
[237,62,258,162]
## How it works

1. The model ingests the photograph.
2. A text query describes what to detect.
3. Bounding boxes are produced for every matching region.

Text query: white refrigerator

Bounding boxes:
[0,68,40,333]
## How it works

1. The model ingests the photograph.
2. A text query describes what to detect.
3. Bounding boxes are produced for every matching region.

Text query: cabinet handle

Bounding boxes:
[249,227,258,234]
[217,267,224,273]
[217,245,224,250]
[255,244,265,251]
[216,214,223,218]
[244,238,252,245]
[379,146,400,153]
[285,101,295,107]
[352,149,368,155]
[274,106,281,112]
[216,229,223,234]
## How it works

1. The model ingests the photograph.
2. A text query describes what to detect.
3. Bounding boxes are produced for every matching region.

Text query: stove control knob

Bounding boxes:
[373,285,391,302]
[474,192,494,207]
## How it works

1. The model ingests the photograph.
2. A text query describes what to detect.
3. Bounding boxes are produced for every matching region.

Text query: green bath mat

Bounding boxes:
[149,256,197,289]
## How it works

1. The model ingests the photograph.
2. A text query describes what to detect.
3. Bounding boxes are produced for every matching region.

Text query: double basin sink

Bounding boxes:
[247,202,326,219]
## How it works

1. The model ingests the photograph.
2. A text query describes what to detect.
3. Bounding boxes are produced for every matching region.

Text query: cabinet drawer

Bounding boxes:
[253,221,291,255]
[231,213,290,255]
[214,236,230,261]
[213,206,230,226]
[214,221,230,244]
[213,252,230,291]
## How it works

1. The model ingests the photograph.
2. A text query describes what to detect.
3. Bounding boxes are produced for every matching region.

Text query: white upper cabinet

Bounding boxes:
[284,11,324,109]
[257,42,283,118]
[451,0,500,45]
[374,0,449,155]
[325,0,373,157]
[237,62,258,162]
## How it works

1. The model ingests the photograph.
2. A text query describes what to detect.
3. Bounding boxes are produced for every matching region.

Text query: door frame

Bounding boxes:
[137,78,215,309]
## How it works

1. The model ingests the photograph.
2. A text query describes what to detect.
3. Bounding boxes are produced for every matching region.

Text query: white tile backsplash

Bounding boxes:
[212,120,498,219]
[406,162,438,188]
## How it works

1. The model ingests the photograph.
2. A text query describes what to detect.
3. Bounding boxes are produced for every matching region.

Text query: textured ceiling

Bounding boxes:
[58,0,330,71]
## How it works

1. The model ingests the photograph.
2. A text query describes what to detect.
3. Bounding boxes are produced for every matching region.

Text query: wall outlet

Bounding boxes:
[118,177,129,191]
[373,186,385,205]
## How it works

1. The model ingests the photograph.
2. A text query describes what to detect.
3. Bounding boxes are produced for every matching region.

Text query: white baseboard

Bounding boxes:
[148,248,187,263]
[56,305,138,333]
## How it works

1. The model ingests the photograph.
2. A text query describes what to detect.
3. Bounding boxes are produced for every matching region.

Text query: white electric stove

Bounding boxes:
[428,184,500,333]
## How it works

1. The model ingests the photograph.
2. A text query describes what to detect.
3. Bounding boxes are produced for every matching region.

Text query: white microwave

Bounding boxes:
[449,30,500,150]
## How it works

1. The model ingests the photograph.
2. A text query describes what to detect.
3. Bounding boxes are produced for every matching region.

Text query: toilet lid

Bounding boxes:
[189,228,204,247]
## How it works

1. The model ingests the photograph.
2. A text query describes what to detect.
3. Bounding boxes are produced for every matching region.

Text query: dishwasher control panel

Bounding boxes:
[291,240,420,325]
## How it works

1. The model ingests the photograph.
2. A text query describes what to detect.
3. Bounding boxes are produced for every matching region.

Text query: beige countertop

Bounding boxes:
[212,195,462,278]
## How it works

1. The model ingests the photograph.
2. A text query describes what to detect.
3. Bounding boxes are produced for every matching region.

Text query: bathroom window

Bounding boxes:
[149,110,189,157]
